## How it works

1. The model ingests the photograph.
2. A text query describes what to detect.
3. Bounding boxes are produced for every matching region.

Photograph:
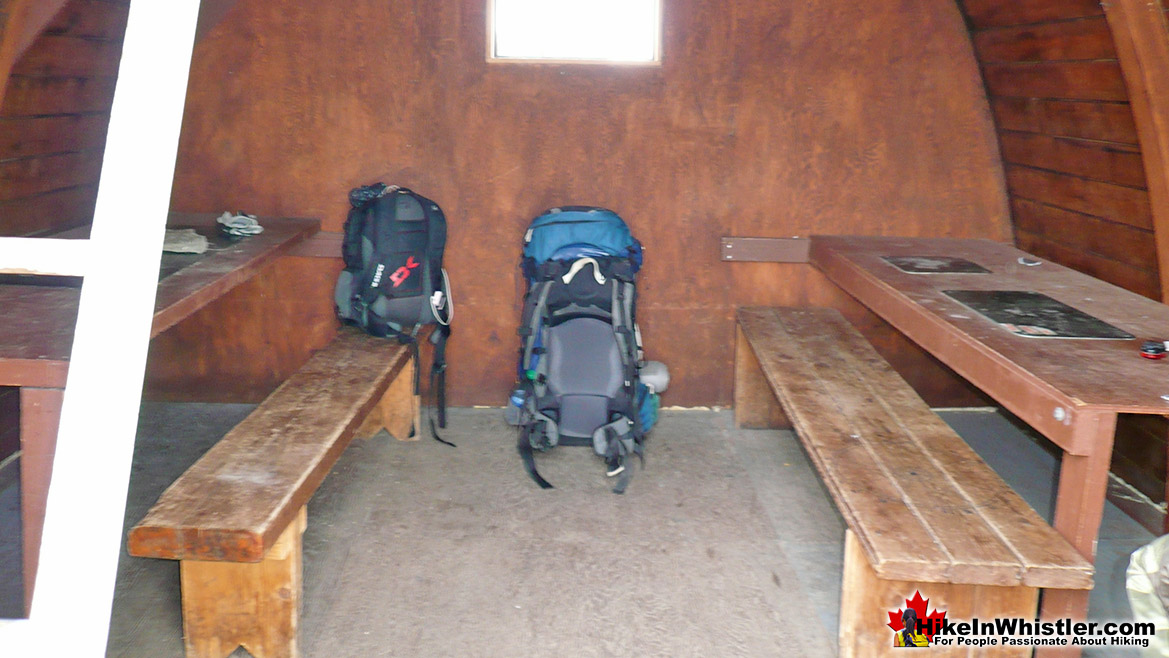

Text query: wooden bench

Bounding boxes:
[127,326,421,658]
[735,307,1093,656]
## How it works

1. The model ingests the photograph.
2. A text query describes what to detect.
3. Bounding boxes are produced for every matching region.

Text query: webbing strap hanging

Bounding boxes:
[610,281,635,379]
[609,441,644,494]
[518,426,553,489]
[612,460,632,494]
[427,325,455,447]
[396,330,455,447]
[522,281,553,372]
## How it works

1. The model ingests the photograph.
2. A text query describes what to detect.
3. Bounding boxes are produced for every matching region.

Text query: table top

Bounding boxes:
[0,213,318,388]
[810,235,1169,452]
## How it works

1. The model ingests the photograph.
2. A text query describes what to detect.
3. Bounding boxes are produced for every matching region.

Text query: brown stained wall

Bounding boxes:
[154,0,1010,407]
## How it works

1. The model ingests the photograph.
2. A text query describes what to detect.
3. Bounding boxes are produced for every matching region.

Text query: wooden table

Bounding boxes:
[0,212,318,612]
[810,235,1169,622]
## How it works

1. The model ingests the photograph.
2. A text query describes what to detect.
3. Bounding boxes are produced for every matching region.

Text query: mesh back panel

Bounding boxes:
[547,317,622,437]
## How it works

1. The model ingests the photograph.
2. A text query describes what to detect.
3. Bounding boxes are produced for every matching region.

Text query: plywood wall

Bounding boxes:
[0,0,128,237]
[154,0,1011,407]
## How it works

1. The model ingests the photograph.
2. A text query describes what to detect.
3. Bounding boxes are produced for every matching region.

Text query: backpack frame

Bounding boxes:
[512,207,648,493]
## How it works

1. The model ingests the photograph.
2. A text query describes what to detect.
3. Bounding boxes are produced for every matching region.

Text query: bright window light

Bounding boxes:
[490,0,661,64]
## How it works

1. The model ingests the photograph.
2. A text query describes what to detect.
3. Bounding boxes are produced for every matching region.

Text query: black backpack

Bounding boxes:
[334,183,453,438]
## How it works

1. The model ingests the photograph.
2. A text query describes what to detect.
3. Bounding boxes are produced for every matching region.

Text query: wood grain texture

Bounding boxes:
[998,132,1146,189]
[838,530,1039,658]
[958,0,1162,315]
[720,237,810,263]
[0,0,72,109]
[1015,230,1160,300]
[150,214,319,337]
[810,236,1169,423]
[0,215,319,390]
[356,355,418,442]
[128,328,412,562]
[0,285,77,387]
[164,0,1010,407]
[981,61,1129,102]
[1005,165,1152,230]
[0,74,117,116]
[9,34,122,77]
[960,0,1103,30]
[145,255,341,403]
[737,307,1092,589]
[0,113,108,159]
[1010,197,1158,290]
[180,507,305,658]
[43,0,129,39]
[0,149,103,201]
[973,17,1116,63]
[990,98,1139,145]
[732,324,788,429]
[0,0,127,238]
[1101,0,1169,301]
[1113,414,1168,506]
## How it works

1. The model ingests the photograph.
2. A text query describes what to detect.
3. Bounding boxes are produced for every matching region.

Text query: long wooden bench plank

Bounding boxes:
[836,311,1097,590]
[778,308,1026,586]
[737,306,1093,590]
[736,310,952,583]
[127,328,414,563]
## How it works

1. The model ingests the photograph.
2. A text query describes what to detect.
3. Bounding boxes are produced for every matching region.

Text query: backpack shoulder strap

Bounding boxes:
[341,199,370,270]
[342,183,395,270]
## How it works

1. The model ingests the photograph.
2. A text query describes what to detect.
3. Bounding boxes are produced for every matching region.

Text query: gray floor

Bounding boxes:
[0,405,1157,656]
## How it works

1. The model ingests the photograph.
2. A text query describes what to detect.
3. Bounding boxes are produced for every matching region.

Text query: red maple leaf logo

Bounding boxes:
[887,591,947,641]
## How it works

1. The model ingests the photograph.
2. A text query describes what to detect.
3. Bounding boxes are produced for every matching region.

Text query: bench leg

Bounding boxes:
[179,507,307,658]
[357,356,420,441]
[839,530,1038,657]
[733,324,790,429]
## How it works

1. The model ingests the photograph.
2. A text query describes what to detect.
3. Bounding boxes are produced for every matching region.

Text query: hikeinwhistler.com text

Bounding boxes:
[920,617,1155,649]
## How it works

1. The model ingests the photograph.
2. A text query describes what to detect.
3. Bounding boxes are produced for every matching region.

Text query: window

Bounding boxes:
[489,0,662,65]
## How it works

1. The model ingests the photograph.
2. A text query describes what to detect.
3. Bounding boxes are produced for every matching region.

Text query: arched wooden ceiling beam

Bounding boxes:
[0,0,238,112]
[1103,0,1169,300]
[0,0,70,109]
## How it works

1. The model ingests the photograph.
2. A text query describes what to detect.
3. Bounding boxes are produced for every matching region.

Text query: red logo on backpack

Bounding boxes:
[390,256,420,288]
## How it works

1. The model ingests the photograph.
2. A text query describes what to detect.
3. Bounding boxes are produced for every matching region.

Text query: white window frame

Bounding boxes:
[487,0,663,66]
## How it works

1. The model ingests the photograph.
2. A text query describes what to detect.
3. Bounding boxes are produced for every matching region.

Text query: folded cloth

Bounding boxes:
[217,211,264,237]
[162,228,209,254]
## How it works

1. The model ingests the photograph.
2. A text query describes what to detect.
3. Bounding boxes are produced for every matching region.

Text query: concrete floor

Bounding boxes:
[0,405,1158,656]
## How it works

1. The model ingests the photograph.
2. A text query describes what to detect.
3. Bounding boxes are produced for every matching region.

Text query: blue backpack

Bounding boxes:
[508,207,667,493]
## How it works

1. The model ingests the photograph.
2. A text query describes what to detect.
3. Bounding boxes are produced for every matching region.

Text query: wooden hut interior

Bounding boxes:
[1,0,1168,654]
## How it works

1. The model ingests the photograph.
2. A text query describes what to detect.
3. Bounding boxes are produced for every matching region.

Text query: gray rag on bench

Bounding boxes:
[162,228,209,254]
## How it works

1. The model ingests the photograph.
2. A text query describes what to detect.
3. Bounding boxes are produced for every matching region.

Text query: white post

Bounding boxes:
[0,0,202,655]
